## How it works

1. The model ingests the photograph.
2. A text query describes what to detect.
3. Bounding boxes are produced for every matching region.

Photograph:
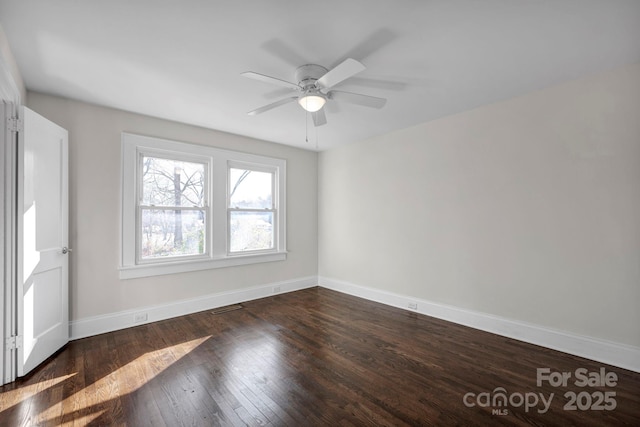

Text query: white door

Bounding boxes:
[17,106,69,376]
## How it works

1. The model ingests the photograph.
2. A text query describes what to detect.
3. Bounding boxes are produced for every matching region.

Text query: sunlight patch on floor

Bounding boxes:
[42,409,105,426]
[0,373,76,409]
[36,336,211,421]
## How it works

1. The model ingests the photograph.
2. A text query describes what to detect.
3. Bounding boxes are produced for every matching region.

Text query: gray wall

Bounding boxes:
[319,64,640,348]
[27,92,318,321]
[0,24,25,102]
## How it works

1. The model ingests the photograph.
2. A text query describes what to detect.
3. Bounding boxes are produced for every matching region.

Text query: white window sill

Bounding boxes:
[119,252,287,280]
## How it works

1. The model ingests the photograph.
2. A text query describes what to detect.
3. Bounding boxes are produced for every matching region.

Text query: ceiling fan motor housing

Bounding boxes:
[295,64,328,90]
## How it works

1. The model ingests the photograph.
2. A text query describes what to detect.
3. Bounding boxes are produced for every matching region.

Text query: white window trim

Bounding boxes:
[120,133,286,279]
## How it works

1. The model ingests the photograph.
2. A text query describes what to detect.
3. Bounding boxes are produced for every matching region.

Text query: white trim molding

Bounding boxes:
[70,274,640,374]
[318,276,640,373]
[70,276,317,340]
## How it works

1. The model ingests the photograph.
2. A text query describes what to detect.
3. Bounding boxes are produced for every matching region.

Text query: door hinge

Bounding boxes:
[5,335,23,351]
[7,116,24,133]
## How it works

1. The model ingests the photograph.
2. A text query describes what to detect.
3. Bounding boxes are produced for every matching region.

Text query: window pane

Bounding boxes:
[142,156,205,207]
[230,211,274,252]
[141,209,205,259]
[229,168,272,209]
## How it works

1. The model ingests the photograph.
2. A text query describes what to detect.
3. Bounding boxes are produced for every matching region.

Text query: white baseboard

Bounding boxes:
[70,274,640,373]
[318,276,640,373]
[70,276,317,340]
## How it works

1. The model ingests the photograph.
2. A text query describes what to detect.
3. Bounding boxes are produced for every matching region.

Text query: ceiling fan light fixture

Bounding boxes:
[298,93,326,112]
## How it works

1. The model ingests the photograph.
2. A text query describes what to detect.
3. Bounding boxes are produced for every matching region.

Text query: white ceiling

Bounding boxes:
[1,1,639,151]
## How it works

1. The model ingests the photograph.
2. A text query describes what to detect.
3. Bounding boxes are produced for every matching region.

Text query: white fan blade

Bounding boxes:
[316,58,365,90]
[329,90,386,109]
[241,72,300,90]
[247,97,298,115]
[312,109,327,127]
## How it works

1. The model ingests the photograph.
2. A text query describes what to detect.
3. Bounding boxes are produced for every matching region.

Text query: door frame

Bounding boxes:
[0,54,22,385]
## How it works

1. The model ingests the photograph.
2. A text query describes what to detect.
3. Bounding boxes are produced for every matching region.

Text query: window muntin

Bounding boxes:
[138,155,208,262]
[228,166,276,253]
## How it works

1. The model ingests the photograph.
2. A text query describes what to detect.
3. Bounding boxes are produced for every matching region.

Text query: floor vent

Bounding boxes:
[211,304,244,315]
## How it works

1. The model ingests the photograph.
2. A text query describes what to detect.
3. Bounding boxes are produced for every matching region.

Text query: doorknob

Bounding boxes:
[62,247,73,255]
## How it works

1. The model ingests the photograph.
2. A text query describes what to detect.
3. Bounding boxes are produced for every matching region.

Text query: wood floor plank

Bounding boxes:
[1,287,639,426]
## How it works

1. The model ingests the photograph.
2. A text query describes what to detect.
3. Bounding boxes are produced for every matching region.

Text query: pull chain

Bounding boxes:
[304,110,319,150]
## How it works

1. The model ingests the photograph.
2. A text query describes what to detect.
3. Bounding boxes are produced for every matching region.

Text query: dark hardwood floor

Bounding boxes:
[1,287,639,426]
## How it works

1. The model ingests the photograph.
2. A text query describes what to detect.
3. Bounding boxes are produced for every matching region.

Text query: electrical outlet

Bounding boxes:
[408,302,418,310]
[273,286,281,293]
[134,313,148,323]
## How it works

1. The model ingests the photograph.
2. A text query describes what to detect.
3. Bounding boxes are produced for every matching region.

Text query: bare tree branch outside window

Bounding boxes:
[141,156,205,258]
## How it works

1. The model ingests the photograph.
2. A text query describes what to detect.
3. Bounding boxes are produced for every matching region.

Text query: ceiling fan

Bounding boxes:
[241,58,387,127]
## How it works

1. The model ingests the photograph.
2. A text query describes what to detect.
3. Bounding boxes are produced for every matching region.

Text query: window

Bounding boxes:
[139,155,209,261]
[228,165,275,253]
[120,133,286,279]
